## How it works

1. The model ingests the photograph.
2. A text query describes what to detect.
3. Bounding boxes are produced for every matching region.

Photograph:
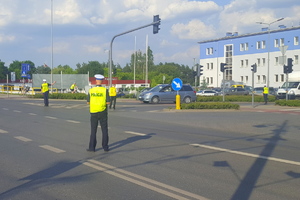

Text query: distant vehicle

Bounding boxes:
[231,84,244,88]
[196,90,218,96]
[253,87,276,96]
[116,92,125,98]
[138,84,196,104]
[277,71,300,99]
[222,88,249,95]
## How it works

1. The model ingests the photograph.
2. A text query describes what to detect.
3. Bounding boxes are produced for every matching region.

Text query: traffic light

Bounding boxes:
[198,65,203,76]
[283,65,288,73]
[153,15,161,34]
[220,63,227,72]
[251,63,257,73]
[192,71,197,77]
[287,58,293,73]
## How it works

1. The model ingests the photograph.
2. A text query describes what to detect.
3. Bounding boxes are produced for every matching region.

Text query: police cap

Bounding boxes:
[95,74,104,80]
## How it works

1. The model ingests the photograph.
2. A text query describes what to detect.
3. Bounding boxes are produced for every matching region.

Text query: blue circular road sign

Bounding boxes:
[171,78,183,91]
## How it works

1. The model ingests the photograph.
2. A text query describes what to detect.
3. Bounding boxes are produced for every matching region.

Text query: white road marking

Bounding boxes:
[45,116,57,119]
[28,113,37,115]
[13,110,21,113]
[39,145,65,153]
[2,108,9,110]
[0,129,8,133]
[14,136,32,142]
[66,120,80,124]
[190,144,300,166]
[84,160,208,200]
[125,131,146,136]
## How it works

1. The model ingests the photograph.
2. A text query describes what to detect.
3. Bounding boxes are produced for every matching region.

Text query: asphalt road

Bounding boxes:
[1,97,300,200]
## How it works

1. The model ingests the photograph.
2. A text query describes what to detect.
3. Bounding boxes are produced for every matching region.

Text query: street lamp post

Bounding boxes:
[256,18,284,88]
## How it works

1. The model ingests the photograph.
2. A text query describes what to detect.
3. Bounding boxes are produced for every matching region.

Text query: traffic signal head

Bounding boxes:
[153,15,161,34]
[283,65,288,74]
[251,63,257,73]
[197,65,203,76]
[220,63,227,72]
[192,71,197,77]
[287,58,293,73]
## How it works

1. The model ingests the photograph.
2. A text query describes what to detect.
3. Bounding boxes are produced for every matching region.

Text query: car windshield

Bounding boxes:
[281,82,300,88]
[150,85,165,92]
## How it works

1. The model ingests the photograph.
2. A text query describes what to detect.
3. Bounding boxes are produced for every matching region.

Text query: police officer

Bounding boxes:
[263,85,269,105]
[86,74,110,152]
[109,84,117,109]
[70,82,76,93]
[41,79,56,107]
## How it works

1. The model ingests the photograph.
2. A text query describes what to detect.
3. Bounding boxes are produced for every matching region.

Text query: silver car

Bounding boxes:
[138,84,196,104]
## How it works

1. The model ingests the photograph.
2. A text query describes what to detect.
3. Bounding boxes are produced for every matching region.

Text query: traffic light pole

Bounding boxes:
[109,19,161,87]
[252,70,254,107]
[286,73,289,101]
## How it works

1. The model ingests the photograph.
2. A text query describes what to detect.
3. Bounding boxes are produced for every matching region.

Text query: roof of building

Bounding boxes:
[198,26,300,44]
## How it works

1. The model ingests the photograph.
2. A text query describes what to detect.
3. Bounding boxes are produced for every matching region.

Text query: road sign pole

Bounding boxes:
[176,91,180,110]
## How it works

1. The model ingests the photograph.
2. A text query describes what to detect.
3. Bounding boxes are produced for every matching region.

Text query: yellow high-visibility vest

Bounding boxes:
[41,83,49,93]
[109,87,117,97]
[70,84,75,90]
[89,87,107,113]
[263,87,269,94]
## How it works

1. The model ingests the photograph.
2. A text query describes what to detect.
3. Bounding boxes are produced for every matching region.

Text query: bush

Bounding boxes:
[31,93,87,100]
[275,100,300,107]
[196,95,276,102]
[181,102,240,110]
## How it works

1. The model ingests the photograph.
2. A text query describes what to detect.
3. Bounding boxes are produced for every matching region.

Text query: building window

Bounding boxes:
[262,58,266,66]
[210,77,213,84]
[210,63,213,70]
[206,63,209,70]
[280,38,284,46]
[257,75,260,84]
[241,60,244,67]
[274,39,279,47]
[245,76,248,84]
[295,36,299,45]
[281,74,285,82]
[257,58,261,67]
[262,75,266,84]
[240,43,244,51]
[245,59,249,67]
[256,41,261,49]
[295,55,299,64]
[275,74,279,82]
[206,78,209,84]
[262,40,266,49]
[245,43,248,51]
[206,47,213,55]
[275,57,279,65]
[241,76,244,82]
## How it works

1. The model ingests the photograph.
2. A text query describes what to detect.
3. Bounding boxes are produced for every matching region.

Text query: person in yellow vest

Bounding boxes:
[86,74,110,152]
[70,82,76,93]
[263,85,269,105]
[41,79,56,107]
[109,84,117,109]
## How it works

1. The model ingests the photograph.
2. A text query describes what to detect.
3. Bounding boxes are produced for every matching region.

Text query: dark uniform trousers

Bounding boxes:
[43,91,49,106]
[89,109,109,151]
[109,96,117,109]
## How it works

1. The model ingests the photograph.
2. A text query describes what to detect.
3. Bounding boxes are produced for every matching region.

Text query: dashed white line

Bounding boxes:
[0,129,8,133]
[13,110,21,113]
[66,120,80,124]
[2,108,9,110]
[14,136,32,142]
[190,143,300,166]
[45,116,57,119]
[125,131,146,136]
[39,145,65,153]
[28,113,37,115]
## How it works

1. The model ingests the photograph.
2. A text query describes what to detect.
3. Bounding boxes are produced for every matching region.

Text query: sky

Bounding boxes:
[0,0,299,69]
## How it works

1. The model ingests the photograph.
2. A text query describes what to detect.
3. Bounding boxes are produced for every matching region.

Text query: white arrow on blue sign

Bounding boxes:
[171,78,183,91]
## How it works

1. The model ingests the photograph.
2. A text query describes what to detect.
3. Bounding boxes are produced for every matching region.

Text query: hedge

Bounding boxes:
[181,102,240,110]
[197,95,276,102]
[275,100,300,107]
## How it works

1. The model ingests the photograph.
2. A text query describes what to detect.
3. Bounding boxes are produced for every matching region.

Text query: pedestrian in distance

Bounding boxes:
[86,74,110,152]
[41,79,56,107]
[70,82,76,93]
[109,84,117,109]
[263,85,269,105]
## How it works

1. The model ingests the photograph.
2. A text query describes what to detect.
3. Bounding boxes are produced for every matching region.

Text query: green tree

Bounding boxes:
[35,65,51,74]
[0,60,8,80]
[52,65,76,74]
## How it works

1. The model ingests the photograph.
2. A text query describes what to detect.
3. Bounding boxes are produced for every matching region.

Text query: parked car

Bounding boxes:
[222,88,249,95]
[253,87,276,95]
[138,84,196,104]
[196,90,218,96]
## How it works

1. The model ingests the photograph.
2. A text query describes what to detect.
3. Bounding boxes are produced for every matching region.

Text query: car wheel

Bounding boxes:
[183,97,191,103]
[151,96,160,104]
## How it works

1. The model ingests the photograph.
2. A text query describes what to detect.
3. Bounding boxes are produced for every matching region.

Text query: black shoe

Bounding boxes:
[104,149,109,152]
[86,149,95,152]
